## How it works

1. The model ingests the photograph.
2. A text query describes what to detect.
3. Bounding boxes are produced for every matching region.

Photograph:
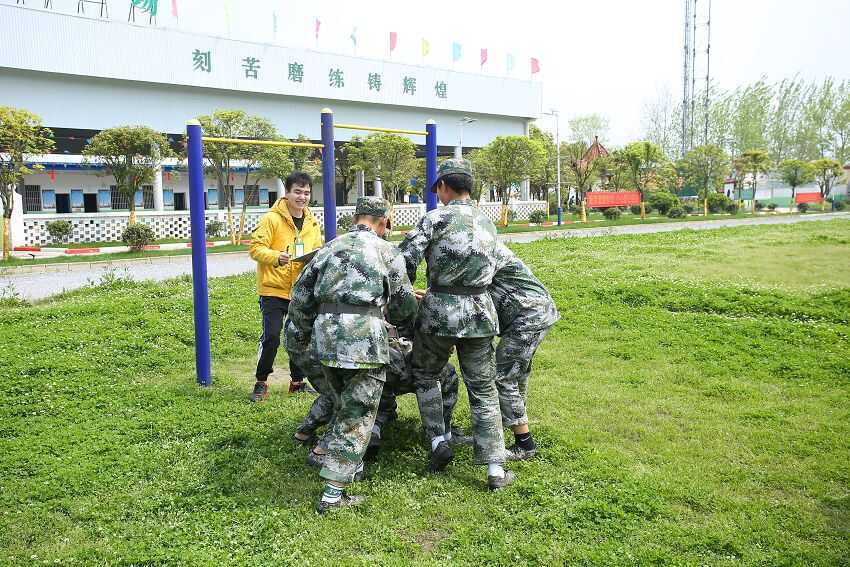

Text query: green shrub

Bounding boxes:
[121,223,156,250]
[754,201,765,211]
[46,220,73,244]
[206,219,225,238]
[642,203,653,215]
[797,202,809,213]
[725,202,740,215]
[767,203,778,211]
[648,191,679,215]
[707,192,732,213]
[667,206,685,218]
[602,207,622,220]
[528,210,547,224]
[337,214,353,232]
[834,200,847,211]
[629,205,642,215]
[682,202,696,214]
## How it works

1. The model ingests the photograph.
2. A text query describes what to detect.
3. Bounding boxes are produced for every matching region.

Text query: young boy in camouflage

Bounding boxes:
[285,196,418,513]
[490,242,560,460]
[398,158,515,491]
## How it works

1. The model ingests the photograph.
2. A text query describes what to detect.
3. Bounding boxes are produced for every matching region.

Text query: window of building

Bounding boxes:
[244,185,260,206]
[111,186,130,210]
[142,185,154,209]
[23,185,42,213]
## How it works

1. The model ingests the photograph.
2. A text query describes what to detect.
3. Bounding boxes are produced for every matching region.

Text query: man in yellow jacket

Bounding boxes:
[248,172,324,402]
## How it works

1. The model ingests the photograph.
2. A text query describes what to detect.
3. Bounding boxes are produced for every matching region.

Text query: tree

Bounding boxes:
[735,149,771,212]
[622,141,665,218]
[677,144,730,214]
[567,114,610,146]
[767,78,805,165]
[528,125,557,202]
[810,158,842,202]
[778,159,816,206]
[641,87,679,159]
[562,141,601,207]
[83,126,172,226]
[335,135,364,204]
[594,150,630,191]
[476,135,546,225]
[828,81,850,164]
[0,107,54,260]
[237,139,293,243]
[290,134,322,180]
[358,133,417,213]
[235,116,276,242]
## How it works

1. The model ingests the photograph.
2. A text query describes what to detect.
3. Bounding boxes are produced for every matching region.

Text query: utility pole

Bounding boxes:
[543,109,562,225]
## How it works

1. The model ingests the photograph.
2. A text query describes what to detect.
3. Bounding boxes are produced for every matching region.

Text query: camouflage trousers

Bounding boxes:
[411,330,505,465]
[376,338,459,433]
[318,365,385,484]
[495,326,551,427]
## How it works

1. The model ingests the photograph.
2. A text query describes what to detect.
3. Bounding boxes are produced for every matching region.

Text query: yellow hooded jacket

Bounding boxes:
[249,198,324,299]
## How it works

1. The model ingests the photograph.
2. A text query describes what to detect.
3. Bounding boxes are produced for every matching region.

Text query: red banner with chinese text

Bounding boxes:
[795,193,821,204]
[586,191,641,208]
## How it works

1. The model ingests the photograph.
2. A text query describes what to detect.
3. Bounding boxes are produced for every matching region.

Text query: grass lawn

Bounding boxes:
[1,220,848,564]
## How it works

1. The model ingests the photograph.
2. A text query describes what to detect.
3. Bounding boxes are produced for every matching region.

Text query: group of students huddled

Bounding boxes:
[248,160,559,514]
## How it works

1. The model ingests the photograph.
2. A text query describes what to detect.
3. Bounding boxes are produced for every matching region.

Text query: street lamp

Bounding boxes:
[542,109,562,225]
[455,116,477,158]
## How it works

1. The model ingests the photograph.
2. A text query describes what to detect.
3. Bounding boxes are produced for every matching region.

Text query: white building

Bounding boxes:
[0,4,544,246]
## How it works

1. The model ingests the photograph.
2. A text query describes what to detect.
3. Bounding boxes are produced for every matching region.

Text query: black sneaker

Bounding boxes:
[306,449,325,469]
[353,465,367,482]
[316,492,365,514]
[364,432,381,461]
[293,431,317,447]
[427,441,454,473]
[504,443,537,461]
[249,381,269,402]
[487,470,517,491]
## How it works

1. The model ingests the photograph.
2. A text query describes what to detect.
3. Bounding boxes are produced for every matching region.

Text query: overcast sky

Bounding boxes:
[37,0,850,146]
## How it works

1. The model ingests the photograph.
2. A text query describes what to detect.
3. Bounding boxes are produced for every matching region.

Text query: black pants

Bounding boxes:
[256,296,305,382]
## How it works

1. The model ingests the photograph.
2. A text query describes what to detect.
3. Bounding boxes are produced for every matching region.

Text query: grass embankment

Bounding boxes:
[1,220,848,564]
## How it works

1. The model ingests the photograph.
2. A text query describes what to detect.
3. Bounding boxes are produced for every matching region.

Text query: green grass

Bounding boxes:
[1,221,849,564]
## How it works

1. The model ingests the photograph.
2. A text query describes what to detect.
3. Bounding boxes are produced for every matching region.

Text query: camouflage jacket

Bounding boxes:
[398,199,499,337]
[491,243,560,333]
[286,224,418,371]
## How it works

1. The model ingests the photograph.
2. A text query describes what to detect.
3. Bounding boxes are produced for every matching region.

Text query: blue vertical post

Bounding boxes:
[186,120,211,387]
[425,119,438,211]
[321,108,337,241]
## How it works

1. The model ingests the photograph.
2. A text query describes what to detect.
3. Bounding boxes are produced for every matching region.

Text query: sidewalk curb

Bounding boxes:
[0,251,249,275]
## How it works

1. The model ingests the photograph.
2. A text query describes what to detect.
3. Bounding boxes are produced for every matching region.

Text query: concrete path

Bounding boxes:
[2,212,847,302]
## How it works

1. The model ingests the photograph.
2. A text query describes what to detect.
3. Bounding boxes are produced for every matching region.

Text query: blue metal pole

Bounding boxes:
[321,108,337,241]
[425,120,438,211]
[186,120,211,387]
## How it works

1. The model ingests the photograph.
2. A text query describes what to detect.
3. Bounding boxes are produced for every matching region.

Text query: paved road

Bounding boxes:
[3,212,847,302]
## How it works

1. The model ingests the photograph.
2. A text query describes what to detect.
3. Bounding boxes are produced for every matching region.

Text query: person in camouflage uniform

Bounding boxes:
[285,196,418,514]
[490,242,560,460]
[397,158,515,491]
[289,332,466,462]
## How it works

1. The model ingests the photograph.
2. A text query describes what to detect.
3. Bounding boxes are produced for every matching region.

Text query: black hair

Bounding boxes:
[353,214,389,227]
[285,171,313,191]
[439,173,473,195]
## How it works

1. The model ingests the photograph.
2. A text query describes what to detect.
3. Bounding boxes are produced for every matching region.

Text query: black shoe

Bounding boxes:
[364,433,381,461]
[306,449,325,469]
[448,427,473,447]
[428,441,454,473]
[316,492,365,514]
[249,381,269,402]
[353,465,367,482]
[504,443,537,461]
[487,470,517,491]
[293,432,317,447]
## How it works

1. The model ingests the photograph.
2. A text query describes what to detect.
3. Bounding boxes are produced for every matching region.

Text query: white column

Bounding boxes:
[274,177,285,196]
[10,187,25,248]
[355,170,365,198]
[153,164,164,211]
[374,176,383,199]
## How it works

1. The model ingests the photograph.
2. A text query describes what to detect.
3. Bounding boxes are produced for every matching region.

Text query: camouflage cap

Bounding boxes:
[354,196,389,217]
[430,158,473,192]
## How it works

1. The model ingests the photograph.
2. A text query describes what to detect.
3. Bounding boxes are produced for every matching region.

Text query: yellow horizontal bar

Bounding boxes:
[201,136,324,148]
[334,123,428,136]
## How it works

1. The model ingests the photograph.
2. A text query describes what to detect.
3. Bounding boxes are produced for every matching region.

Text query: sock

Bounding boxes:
[430,435,445,451]
[371,424,381,439]
[487,463,505,478]
[515,432,536,451]
[355,462,364,475]
[320,483,344,504]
